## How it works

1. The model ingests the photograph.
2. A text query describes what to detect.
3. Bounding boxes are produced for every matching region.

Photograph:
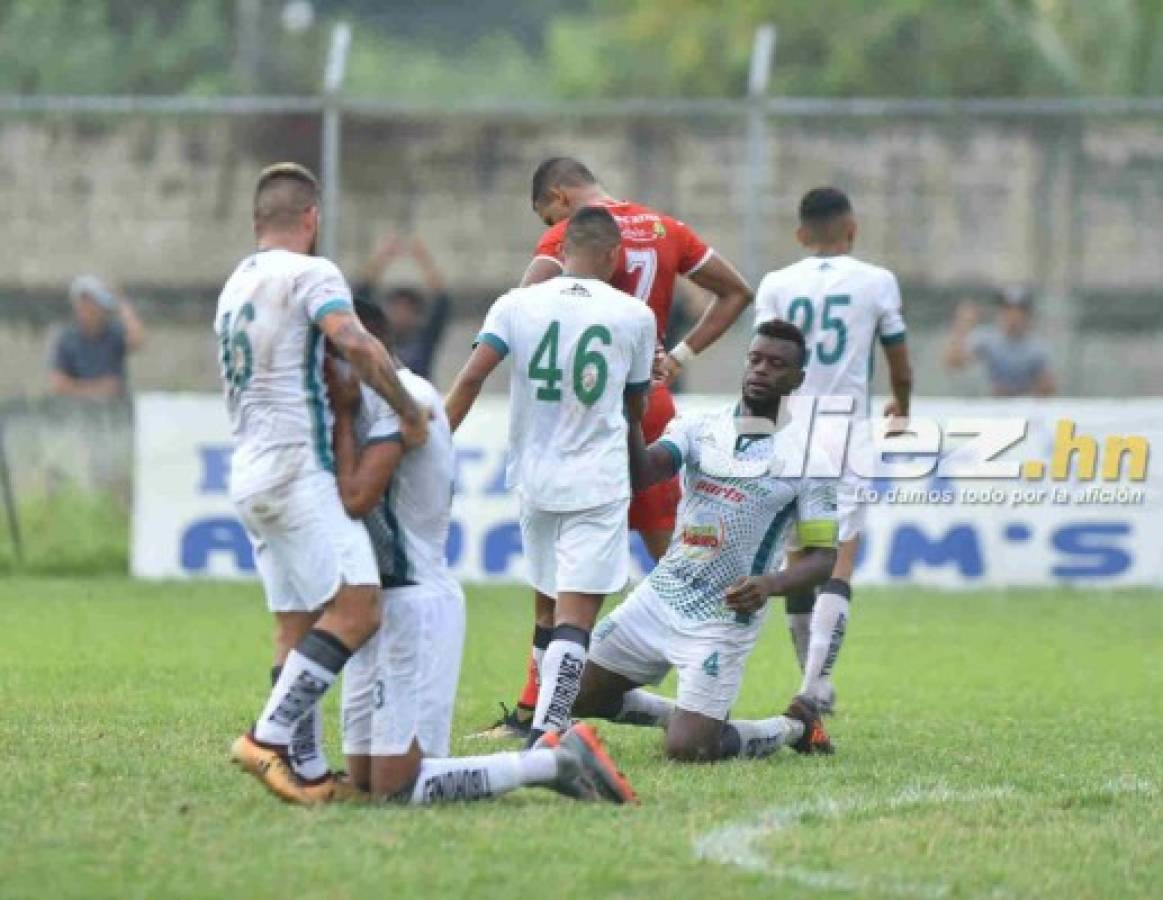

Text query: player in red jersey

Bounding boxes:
[474,157,753,740]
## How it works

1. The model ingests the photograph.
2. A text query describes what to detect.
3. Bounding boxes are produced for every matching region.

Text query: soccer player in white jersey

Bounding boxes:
[327,301,635,805]
[218,163,429,805]
[445,206,656,751]
[571,320,837,761]
[753,187,914,714]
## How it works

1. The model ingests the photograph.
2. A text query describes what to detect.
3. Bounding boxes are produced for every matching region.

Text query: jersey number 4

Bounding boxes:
[218,301,256,401]
[787,294,850,365]
[529,321,612,406]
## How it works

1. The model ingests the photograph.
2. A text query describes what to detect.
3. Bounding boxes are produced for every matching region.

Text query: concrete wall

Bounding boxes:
[2,109,1162,397]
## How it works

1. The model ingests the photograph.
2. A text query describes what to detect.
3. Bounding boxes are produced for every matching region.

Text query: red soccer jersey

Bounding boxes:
[533,199,713,341]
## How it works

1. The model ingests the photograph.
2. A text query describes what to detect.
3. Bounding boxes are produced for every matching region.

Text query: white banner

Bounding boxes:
[132,393,1163,587]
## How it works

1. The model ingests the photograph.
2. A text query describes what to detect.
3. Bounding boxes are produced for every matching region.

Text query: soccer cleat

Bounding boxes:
[816,682,837,717]
[468,702,533,741]
[544,747,600,801]
[531,730,561,750]
[784,695,834,755]
[231,732,319,805]
[558,723,638,805]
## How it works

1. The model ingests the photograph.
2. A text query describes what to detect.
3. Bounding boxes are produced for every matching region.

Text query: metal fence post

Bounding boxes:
[743,24,777,286]
[321,22,352,262]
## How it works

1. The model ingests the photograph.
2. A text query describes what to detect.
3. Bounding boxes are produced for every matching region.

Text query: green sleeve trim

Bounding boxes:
[796,519,839,548]
[657,439,683,474]
[879,330,907,347]
[365,433,402,446]
[474,332,509,358]
[625,379,651,395]
[312,299,353,323]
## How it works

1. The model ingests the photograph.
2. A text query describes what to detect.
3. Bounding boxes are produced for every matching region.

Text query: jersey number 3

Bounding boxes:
[787,294,850,365]
[529,321,612,406]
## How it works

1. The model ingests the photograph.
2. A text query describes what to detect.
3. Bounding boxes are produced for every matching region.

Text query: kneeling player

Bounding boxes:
[572,320,836,761]
[331,302,634,805]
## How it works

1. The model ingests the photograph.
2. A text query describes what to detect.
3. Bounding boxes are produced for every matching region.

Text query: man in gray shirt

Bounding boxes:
[49,276,147,400]
[944,287,1056,397]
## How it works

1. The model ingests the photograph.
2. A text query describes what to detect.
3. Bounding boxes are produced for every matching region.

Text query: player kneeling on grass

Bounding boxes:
[572,320,836,761]
[328,301,635,805]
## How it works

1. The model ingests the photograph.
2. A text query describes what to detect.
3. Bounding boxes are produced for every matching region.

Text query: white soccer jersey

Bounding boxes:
[650,405,838,623]
[754,255,906,415]
[477,275,656,512]
[355,371,456,590]
[214,248,353,500]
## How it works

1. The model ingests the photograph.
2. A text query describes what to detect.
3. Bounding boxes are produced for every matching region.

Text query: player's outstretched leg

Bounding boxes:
[233,582,379,804]
[665,707,807,762]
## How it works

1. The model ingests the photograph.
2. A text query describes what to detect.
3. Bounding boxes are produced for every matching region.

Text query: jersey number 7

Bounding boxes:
[528,320,612,406]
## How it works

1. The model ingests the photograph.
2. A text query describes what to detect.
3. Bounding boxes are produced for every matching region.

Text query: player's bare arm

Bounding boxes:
[663,254,753,383]
[325,360,404,518]
[444,342,505,432]
[724,546,837,616]
[627,426,680,493]
[319,309,428,447]
[883,339,914,424]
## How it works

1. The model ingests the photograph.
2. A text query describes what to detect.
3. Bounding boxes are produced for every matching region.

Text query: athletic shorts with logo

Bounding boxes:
[235,470,379,612]
[589,580,765,720]
[519,497,630,598]
[342,580,467,757]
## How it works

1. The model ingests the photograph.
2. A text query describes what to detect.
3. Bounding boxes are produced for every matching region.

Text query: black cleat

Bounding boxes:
[469,702,534,741]
[784,694,834,755]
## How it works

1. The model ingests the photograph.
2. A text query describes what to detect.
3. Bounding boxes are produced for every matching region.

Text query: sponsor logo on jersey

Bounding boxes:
[679,510,726,561]
[653,220,667,238]
[563,282,591,297]
[693,479,746,503]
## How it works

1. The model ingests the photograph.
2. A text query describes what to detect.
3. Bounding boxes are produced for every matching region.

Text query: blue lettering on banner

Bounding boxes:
[181,517,254,572]
[887,524,983,577]
[446,519,464,566]
[198,446,233,494]
[1051,523,1131,578]
[483,522,523,574]
[453,447,485,495]
[629,531,655,574]
[485,455,509,496]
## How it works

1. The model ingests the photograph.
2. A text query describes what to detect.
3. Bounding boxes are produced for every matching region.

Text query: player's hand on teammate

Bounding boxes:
[657,352,682,386]
[724,576,771,615]
[324,356,363,417]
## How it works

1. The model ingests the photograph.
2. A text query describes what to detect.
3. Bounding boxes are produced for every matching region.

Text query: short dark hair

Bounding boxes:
[563,206,621,256]
[530,157,597,207]
[756,319,808,366]
[254,162,319,231]
[798,187,853,225]
[354,298,394,349]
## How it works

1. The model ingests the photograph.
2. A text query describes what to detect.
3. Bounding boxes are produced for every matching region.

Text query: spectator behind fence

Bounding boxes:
[943,287,1056,397]
[49,275,147,400]
[352,234,450,380]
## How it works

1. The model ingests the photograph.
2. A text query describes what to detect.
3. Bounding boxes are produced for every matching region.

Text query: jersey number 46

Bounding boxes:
[528,320,612,406]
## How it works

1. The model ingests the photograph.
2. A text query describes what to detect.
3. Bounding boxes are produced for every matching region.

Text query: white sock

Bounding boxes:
[787,612,812,671]
[255,651,337,745]
[290,707,330,781]
[407,753,535,805]
[801,585,850,701]
[614,689,675,729]
[532,646,546,682]
[724,716,804,759]
[254,631,350,745]
[531,633,588,735]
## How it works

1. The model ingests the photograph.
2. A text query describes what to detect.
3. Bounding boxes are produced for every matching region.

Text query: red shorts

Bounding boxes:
[628,384,680,533]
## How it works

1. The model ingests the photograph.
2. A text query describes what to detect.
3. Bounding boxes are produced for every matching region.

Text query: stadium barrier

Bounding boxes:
[133,393,1162,587]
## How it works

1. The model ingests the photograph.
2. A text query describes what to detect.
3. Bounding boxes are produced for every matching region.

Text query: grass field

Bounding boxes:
[0,578,1160,899]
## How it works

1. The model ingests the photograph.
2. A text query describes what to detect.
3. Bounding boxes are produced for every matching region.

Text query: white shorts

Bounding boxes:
[235,471,379,613]
[589,581,765,721]
[519,498,629,599]
[342,580,467,757]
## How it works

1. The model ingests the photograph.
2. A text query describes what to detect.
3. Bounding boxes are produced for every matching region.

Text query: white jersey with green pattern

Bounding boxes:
[214,248,353,501]
[649,404,838,623]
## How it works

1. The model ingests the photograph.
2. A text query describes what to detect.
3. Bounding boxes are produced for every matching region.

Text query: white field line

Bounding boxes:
[693,778,1155,898]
